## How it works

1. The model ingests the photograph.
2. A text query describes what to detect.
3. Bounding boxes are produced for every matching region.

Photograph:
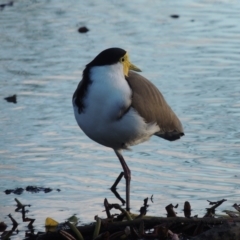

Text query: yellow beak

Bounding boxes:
[129,63,141,72]
[123,61,141,77]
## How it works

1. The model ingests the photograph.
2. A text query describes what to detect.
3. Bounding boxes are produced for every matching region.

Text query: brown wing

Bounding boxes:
[126,71,184,141]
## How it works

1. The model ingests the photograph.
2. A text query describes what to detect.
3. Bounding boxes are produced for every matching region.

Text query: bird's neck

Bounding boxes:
[89,63,125,85]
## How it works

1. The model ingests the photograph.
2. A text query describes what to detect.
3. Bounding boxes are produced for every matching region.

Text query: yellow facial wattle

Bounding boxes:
[120,53,141,77]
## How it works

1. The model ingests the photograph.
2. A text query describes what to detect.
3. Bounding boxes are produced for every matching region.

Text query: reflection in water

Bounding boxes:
[1,0,240,238]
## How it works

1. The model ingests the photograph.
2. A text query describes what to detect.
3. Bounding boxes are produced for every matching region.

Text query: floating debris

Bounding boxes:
[4,186,60,195]
[2,194,240,240]
[3,197,240,240]
[4,94,17,104]
[0,1,13,11]
[170,14,180,19]
[165,203,178,217]
[4,188,24,195]
[26,186,52,193]
[34,198,240,240]
[184,201,191,218]
[78,26,89,33]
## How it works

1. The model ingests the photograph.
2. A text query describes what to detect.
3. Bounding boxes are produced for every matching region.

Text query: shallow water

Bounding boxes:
[1,0,240,238]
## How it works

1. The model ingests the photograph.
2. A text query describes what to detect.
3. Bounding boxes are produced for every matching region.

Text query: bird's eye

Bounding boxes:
[121,58,124,62]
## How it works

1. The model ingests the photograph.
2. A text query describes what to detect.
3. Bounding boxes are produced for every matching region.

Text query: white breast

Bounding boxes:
[73,63,160,149]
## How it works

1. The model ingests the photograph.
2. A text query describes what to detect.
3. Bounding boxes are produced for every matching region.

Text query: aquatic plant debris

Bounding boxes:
[170,14,180,19]
[4,94,17,104]
[2,198,240,240]
[4,186,61,195]
[0,1,13,11]
[1,199,34,239]
[78,26,89,33]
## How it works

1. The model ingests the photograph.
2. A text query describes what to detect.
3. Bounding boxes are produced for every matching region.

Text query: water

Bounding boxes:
[1,0,240,238]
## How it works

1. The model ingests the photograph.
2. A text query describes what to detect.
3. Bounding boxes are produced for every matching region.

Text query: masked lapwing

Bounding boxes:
[72,48,184,211]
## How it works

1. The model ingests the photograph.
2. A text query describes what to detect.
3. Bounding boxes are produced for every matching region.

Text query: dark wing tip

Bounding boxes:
[156,131,184,141]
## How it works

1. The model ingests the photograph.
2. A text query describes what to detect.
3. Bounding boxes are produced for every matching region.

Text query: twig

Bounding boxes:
[8,214,18,227]
[165,204,177,217]
[103,198,112,219]
[205,199,227,217]
[184,201,191,218]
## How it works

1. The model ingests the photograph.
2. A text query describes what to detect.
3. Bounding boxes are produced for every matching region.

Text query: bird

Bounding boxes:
[72,48,184,211]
